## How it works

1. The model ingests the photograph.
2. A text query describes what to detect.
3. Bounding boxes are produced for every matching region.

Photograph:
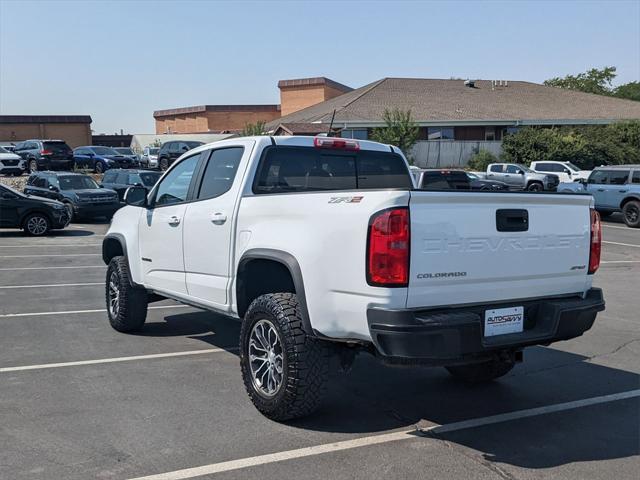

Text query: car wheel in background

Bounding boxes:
[29,160,38,173]
[159,157,169,171]
[23,213,51,236]
[63,201,74,222]
[622,200,640,228]
[527,182,543,192]
[240,292,329,421]
[106,256,148,332]
[95,161,104,174]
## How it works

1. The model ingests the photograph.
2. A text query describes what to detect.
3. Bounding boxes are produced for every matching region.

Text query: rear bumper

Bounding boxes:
[367,288,605,365]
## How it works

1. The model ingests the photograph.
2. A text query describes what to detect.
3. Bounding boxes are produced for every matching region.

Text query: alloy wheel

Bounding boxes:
[108,271,120,318]
[26,216,48,235]
[248,319,284,397]
[625,204,639,224]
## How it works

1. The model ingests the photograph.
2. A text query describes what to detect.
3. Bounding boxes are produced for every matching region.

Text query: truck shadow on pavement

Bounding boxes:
[148,310,639,470]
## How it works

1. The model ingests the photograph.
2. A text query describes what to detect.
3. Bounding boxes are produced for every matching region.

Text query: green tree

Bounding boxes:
[614,81,640,101]
[467,149,498,171]
[544,66,617,95]
[371,108,420,162]
[241,121,266,136]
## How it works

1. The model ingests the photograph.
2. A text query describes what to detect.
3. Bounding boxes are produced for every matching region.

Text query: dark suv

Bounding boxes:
[101,169,162,201]
[14,139,75,172]
[0,183,69,235]
[157,141,203,170]
[25,172,120,221]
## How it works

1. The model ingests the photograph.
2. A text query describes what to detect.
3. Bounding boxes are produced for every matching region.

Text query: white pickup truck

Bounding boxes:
[102,136,605,420]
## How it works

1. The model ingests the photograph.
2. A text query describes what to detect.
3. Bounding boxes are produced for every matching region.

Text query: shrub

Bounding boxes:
[467,149,498,171]
[371,109,420,163]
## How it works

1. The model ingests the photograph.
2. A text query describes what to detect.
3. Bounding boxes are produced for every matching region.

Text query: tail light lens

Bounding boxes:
[367,208,410,287]
[40,149,52,155]
[589,208,601,274]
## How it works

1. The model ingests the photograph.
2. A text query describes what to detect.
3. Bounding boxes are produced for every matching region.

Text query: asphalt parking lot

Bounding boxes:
[0,216,638,480]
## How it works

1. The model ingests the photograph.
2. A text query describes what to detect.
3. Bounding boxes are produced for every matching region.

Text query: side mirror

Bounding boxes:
[124,186,147,207]
[564,169,571,174]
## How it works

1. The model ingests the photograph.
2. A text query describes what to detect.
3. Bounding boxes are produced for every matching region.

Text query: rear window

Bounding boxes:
[253,146,411,194]
[419,171,471,190]
[43,142,72,153]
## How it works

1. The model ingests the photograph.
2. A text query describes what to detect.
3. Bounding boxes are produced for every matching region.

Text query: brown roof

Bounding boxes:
[0,115,92,124]
[154,104,280,118]
[277,77,352,93]
[267,78,640,128]
[273,123,331,135]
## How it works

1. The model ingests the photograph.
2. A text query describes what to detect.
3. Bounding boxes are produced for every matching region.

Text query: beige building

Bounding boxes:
[152,77,353,134]
[0,115,92,148]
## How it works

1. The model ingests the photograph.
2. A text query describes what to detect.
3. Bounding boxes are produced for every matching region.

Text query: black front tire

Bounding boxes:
[446,357,515,383]
[106,256,148,332]
[23,213,51,236]
[622,201,640,228]
[63,201,74,222]
[240,293,329,421]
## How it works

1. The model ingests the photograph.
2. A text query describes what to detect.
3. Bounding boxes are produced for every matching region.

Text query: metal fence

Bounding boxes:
[410,140,503,168]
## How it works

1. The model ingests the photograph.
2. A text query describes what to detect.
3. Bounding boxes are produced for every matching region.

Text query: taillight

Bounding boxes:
[367,208,410,287]
[313,137,360,151]
[40,149,52,155]
[589,208,601,274]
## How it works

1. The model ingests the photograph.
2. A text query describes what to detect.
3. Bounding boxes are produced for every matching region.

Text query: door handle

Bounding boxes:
[211,212,227,225]
[168,215,181,226]
[619,190,628,193]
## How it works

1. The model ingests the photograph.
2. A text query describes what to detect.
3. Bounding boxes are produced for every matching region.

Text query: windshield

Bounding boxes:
[91,147,119,156]
[0,146,10,154]
[148,148,159,155]
[185,141,204,149]
[519,165,535,173]
[114,148,134,155]
[565,162,580,172]
[58,175,99,190]
[139,172,161,187]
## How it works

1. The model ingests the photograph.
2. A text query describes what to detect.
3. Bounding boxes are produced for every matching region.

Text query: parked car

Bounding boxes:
[112,147,140,164]
[413,169,471,190]
[14,139,75,172]
[25,171,120,221]
[0,183,69,235]
[0,146,26,176]
[141,146,160,169]
[73,146,139,173]
[101,169,162,201]
[156,140,204,171]
[558,165,640,227]
[0,141,17,152]
[531,161,591,183]
[102,135,604,421]
[466,171,510,190]
[486,163,559,191]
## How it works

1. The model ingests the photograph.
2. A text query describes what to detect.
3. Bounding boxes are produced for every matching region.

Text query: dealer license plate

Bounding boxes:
[484,306,524,337]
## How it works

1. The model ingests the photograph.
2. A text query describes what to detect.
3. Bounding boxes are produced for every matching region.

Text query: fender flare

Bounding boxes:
[620,195,640,209]
[102,233,142,288]
[237,248,313,336]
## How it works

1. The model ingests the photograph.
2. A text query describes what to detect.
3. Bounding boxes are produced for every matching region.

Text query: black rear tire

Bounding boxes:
[527,182,543,192]
[622,201,640,228]
[63,201,74,222]
[446,357,515,383]
[240,293,329,421]
[106,256,148,332]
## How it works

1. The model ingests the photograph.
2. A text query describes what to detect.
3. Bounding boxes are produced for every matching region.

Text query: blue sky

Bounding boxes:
[1,0,638,134]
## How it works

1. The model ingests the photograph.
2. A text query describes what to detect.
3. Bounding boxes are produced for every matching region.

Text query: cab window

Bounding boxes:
[489,165,503,173]
[197,147,244,200]
[505,165,522,174]
[152,154,201,206]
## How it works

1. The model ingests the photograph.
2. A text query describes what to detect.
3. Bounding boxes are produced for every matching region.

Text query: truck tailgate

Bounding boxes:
[407,192,593,309]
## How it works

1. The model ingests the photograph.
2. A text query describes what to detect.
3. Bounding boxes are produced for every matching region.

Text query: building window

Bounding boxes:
[502,127,520,137]
[341,129,368,140]
[485,126,496,141]
[427,127,454,140]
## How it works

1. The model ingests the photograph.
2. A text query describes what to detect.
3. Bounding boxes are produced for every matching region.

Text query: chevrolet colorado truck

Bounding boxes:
[102,136,605,420]
[487,163,559,191]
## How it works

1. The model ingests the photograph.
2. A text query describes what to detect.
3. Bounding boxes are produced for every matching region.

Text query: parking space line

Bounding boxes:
[0,282,102,289]
[0,253,101,258]
[0,304,190,318]
[602,224,635,230]
[0,348,235,373]
[602,241,640,248]
[0,265,105,271]
[0,244,101,248]
[127,389,640,480]
[601,260,640,264]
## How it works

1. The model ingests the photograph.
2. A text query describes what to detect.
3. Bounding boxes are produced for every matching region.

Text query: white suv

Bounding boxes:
[531,161,591,183]
[0,146,26,176]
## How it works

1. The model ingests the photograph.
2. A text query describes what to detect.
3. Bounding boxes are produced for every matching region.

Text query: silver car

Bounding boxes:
[486,163,559,191]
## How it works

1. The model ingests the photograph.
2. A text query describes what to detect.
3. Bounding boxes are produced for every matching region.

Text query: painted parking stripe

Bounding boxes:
[0,265,105,271]
[0,244,101,248]
[0,282,103,289]
[0,253,101,258]
[0,348,235,373]
[601,260,640,264]
[0,304,190,318]
[127,389,640,480]
[602,224,634,230]
[602,241,640,248]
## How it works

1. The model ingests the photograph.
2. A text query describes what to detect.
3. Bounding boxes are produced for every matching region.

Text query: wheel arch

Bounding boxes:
[620,195,640,210]
[19,208,53,227]
[236,249,313,336]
